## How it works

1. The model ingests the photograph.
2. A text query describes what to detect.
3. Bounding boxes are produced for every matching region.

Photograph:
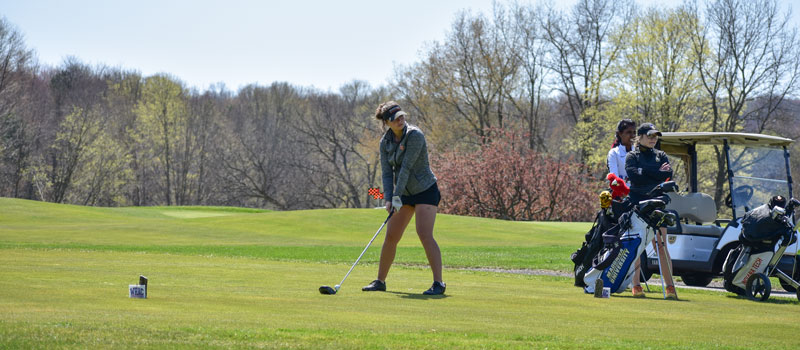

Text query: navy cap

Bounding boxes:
[637,123,662,136]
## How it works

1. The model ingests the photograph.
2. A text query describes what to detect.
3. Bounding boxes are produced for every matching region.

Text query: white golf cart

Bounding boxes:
[641,132,800,291]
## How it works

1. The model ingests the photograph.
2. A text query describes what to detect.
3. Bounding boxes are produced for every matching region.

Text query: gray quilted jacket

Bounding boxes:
[380,124,437,200]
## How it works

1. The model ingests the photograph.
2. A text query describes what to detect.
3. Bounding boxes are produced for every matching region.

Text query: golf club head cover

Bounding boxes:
[599,191,612,209]
[606,173,630,199]
[636,199,666,217]
[391,196,402,211]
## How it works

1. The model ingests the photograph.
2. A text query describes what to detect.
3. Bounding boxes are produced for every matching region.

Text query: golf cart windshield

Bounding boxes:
[728,145,790,218]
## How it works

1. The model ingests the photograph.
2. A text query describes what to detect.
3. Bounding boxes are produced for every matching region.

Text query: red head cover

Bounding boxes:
[606,173,630,199]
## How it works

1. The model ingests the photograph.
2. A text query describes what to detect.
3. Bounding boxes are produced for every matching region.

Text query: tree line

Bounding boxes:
[1,0,799,220]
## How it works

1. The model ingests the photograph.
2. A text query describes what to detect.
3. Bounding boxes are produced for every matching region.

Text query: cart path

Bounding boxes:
[673,282,794,299]
[455,266,796,299]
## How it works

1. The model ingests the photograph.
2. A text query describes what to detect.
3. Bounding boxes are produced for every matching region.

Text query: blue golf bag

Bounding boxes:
[584,199,672,294]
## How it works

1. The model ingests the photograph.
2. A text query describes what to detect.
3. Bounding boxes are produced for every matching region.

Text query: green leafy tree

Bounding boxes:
[687,0,800,207]
[67,130,133,206]
[582,7,706,166]
[135,74,187,206]
[615,7,704,131]
[105,70,148,204]
[50,106,104,203]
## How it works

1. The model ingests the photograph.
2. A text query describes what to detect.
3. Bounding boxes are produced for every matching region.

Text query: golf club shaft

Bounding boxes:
[337,212,393,288]
[654,230,666,299]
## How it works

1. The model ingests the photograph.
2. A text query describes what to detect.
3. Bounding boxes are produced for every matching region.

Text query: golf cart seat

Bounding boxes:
[665,192,724,237]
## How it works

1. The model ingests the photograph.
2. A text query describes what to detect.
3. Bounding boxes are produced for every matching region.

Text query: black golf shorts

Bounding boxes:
[401,182,441,207]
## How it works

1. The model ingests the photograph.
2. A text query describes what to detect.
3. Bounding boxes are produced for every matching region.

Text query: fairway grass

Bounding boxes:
[1,198,799,349]
[0,197,586,271]
[2,249,799,349]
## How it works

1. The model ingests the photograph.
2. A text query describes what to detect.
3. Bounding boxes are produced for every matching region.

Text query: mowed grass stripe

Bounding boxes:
[0,249,798,349]
[0,198,589,247]
[1,197,586,271]
[0,243,574,271]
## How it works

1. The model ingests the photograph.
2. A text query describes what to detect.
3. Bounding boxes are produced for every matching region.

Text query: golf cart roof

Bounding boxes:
[660,132,793,147]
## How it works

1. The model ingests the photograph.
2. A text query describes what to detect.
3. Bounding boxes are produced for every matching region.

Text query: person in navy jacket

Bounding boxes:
[625,123,677,300]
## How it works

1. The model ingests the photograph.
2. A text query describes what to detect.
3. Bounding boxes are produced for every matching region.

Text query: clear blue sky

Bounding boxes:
[2,0,796,92]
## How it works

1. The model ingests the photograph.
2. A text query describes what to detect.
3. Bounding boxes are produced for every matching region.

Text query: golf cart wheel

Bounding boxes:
[787,256,800,293]
[681,274,714,287]
[745,273,771,301]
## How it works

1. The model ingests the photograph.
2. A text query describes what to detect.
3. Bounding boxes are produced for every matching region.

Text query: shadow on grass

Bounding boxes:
[612,294,691,302]
[724,294,799,305]
[386,291,449,300]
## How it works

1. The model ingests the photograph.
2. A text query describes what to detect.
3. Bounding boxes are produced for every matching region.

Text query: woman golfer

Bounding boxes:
[607,119,636,185]
[362,101,445,295]
[626,123,677,300]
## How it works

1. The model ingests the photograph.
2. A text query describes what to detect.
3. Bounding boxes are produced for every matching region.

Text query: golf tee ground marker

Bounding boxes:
[129,275,148,298]
[129,284,146,298]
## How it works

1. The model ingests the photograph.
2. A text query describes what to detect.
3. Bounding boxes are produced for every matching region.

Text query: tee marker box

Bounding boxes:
[129,285,146,299]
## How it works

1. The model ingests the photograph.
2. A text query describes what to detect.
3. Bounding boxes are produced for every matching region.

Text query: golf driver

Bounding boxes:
[319,211,394,295]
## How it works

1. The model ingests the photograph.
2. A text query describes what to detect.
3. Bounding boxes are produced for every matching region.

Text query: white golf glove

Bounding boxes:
[391,196,403,210]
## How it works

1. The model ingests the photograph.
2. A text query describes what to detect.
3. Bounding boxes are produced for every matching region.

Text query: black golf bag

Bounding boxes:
[723,202,797,295]
[571,208,616,287]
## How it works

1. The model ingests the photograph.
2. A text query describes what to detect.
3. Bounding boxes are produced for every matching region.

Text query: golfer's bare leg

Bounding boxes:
[663,227,674,263]
[633,237,657,287]
[377,205,414,281]
[414,204,442,282]
[656,227,675,285]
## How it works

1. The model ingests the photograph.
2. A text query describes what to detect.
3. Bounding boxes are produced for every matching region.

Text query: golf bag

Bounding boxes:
[723,202,797,295]
[571,208,616,287]
[584,199,669,294]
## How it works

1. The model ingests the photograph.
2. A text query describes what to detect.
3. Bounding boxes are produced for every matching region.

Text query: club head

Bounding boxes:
[319,285,337,295]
